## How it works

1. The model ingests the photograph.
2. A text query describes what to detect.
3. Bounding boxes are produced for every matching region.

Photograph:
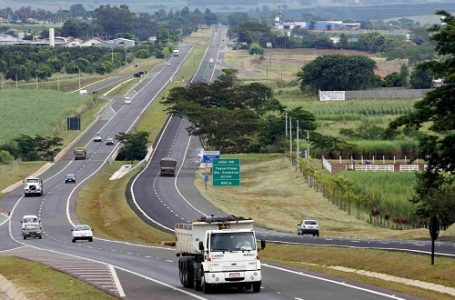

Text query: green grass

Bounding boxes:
[0,256,115,300]
[0,161,45,193]
[0,90,92,144]
[77,162,173,244]
[106,78,139,97]
[336,171,418,222]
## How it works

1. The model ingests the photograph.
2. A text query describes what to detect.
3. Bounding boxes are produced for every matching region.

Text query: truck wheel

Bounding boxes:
[23,236,26,240]
[252,282,261,293]
[185,259,194,288]
[72,239,76,243]
[201,274,211,294]
[178,259,184,285]
[194,276,201,291]
[39,235,42,239]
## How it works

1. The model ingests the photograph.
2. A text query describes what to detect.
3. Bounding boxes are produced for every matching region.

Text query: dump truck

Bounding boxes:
[73,146,87,160]
[175,215,265,293]
[23,177,43,197]
[160,157,177,176]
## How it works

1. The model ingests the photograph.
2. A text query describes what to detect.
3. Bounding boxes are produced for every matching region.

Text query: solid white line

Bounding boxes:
[174,134,208,217]
[0,245,26,253]
[262,263,406,300]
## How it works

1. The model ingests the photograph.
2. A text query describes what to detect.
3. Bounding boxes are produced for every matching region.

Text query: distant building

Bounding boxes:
[80,38,105,47]
[314,21,343,30]
[107,38,135,48]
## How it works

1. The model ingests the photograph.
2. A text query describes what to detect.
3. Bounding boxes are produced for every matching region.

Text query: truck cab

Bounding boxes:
[23,177,43,197]
[73,146,87,160]
[176,216,265,293]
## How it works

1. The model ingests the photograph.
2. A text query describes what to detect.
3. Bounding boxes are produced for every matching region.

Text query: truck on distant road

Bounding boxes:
[73,146,87,160]
[175,215,265,293]
[23,177,43,197]
[160,157,177,176]
[173,49,180,56]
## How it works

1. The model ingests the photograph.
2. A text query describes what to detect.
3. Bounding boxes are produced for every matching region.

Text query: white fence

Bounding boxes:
[349,164,395,172]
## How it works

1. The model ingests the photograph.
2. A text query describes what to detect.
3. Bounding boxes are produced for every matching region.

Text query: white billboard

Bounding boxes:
[319,90,345,101]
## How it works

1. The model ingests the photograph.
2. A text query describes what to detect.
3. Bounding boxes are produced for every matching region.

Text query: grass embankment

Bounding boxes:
[262,244,455,300]
[77,29,211,242]
[0,256,114,300]
[0,162,45,193]
[106,79,140,97]
[77,162,173,244]
[194,156,429,240]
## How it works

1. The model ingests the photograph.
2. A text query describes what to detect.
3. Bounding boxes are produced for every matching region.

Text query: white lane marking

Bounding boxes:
[262,263,406,300]
[0,246,26,253]
[109,264,126,298]
[165,259,173,263]
[295,297,304,300]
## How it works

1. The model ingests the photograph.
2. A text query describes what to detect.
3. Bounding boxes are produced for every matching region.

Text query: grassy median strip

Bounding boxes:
[76,30,212,244]
[0,256,115,300]
[262,243,455,300]
[77,161,173,244]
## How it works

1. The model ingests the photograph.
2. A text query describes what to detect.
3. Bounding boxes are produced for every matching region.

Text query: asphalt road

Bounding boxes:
[0,28,430,300]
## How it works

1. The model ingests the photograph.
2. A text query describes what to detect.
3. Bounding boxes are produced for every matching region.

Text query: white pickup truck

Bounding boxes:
[175,215,265,293]
[23,177,43,197]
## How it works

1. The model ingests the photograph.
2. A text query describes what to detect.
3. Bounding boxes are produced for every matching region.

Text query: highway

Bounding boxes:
[0,28,429,299]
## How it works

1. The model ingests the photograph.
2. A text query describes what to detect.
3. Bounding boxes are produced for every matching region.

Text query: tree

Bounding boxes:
[297,55,377,92]
[389,10,455,227]
[203,9,217,25]
[249,42,264,56]
[115,131,149,162]
[95,5,137,39]
[399,64,409,87]
[338,33,349,49]
[136,49,150,59]
[410,65,432,89]
[382,72,402,87]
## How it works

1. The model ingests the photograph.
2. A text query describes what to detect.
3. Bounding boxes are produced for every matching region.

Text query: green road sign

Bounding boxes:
[212,158,240,186]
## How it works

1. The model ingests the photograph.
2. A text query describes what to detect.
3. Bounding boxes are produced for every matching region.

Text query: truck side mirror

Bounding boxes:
[260,239,266,250]
[198,241,204,251]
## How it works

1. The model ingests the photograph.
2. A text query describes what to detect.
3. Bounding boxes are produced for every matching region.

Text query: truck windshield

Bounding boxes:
[210,232,256,252]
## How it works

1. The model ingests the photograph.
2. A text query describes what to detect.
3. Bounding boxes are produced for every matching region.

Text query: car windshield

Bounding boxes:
[66,174,74,178]
[75,225,91,231]
[304,221,318,225]
[26,179,39,183]
[210,232,256,252]
[23,217,38,223]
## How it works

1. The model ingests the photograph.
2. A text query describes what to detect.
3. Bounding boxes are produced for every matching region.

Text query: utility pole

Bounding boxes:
[296,120,299,159]
[285,113,288,137]
[289,117,292,155]
[15,73,18,88]
[78,68,81,90]
[306,130,310,159]
[36,75,38,89]
[57,76,60,92]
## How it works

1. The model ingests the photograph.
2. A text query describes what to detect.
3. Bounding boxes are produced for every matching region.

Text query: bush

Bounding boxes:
[0,150,13,164]
[136,49,150,59]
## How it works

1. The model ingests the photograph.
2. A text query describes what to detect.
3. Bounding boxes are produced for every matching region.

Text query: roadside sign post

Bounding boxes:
[204,175,209,190]
[212,158,240,186]
[429,215,440,265]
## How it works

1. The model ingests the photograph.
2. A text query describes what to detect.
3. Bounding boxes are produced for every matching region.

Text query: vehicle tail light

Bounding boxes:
[206,257,211,262]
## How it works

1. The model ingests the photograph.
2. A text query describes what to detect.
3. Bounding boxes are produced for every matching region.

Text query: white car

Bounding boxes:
[124,97,132,104]
[71,224,94,243]
[297,220,319,237]
[93,134,102,142]
[209,58,214,63]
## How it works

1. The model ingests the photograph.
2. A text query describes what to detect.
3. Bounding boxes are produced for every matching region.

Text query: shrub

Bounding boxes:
[0,150,13,164]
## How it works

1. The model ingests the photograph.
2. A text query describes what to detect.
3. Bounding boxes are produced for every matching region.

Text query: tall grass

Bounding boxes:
[336,171,417,223]
[0,89,92,144]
